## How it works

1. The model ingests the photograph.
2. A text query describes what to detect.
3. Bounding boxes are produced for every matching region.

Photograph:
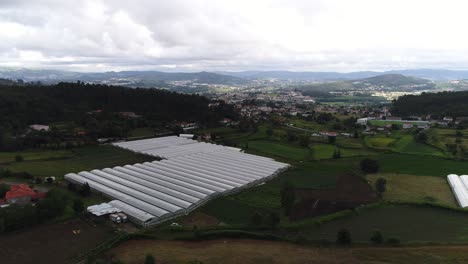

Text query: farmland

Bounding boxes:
[290,204,468,242]
[107,239,468,264]
[367,173,457,207]
[0,219,115,264]
[0,145,154,178]
[3,114,468,263]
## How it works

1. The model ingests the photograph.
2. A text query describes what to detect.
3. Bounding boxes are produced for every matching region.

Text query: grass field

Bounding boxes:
[128,127,155,137]
[364,137,396,149]
[1,145,154,178]
[365,134,446,157]
[247,140,312,161]
[0,150,73,164]
[106,239,468,264]
[377,154,468,176]
[310,144,377,160]
[367,173,457,207]
[297,205,468,242]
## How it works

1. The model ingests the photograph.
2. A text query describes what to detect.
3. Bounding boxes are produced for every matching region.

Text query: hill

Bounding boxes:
[0,68,247,86]
[298,74,434,92]
[392,91,468,117]
[221,69,468,81]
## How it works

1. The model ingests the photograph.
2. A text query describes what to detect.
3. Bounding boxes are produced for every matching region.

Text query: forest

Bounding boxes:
[392,91,468,117]
[0,82,238,151]
[0,82,237,132]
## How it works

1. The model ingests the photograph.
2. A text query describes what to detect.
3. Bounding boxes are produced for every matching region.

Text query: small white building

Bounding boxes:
[29,124,50,132]
[356,118,368,125]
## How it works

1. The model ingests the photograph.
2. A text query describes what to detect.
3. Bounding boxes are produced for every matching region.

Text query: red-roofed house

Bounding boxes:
[5,184,46,205]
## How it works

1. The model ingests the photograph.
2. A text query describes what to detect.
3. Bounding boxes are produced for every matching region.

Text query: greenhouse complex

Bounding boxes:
[447,174,468,208]
[65,136,289,226]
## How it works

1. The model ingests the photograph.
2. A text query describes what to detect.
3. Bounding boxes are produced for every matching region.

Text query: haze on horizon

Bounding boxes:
[1,0,468,73]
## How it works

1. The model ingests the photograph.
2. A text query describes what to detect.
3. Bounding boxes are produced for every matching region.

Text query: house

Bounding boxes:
[320,131,338,137]
[356,118,368,125]
[443,117,454,122]
[5,184,46,205]
[402,123,413,129]
[29,124,50,132]
[118,112,141,118]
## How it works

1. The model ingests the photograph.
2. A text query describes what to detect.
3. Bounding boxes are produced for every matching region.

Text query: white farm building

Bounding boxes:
[65,136,289,226]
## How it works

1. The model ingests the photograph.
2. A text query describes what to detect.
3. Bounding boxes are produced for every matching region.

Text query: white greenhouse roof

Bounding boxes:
[112,136,242,159]
[447,174,468,208]
[66,136,289,226]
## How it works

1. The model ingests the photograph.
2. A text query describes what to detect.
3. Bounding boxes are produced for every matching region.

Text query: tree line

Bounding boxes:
[392,91,468,118]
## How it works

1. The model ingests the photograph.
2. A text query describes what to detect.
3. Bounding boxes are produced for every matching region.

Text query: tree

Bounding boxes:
[0,183,9,198]
[370,230,384,244]
[415,132,428,143]
[287,132,298,142]
[280,181,295,216]
[251,211,263,226]
[267,212,280,229]
[266,128,273,137]
[328,135,336,144]
[353,131,359,139]
[375,178,387,197]
[15,154,24,162]
[144,254,155,264]
[299,135,310,147]
[336,228,352,245]
[360,158,379,174]
[73,199,85,214]
[332,148,341,159]
[79,182,91,197]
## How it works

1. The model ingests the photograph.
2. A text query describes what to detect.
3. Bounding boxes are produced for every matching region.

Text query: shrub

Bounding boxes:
[80,182,91,197]
[375,178,387,197]
[360,158,379,174]
[144,254,155,264]
[336,228,352,245]
[15,154,24,162]
[386,237,401,246]
[370,230,384,244]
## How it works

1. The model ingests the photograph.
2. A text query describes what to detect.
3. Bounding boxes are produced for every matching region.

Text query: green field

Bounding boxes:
[1,145,154,178]
[0,150,73,164]
[247,140,311,161]
[295,205,468,242]
[377,154,468,176]
[365,134,445,157]
[367,173,457,207]
[128,127,155,137]
[364,137,396,149]
[310,144,377,160]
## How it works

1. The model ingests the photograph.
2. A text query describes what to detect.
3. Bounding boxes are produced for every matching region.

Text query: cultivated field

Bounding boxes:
[367,173,457,207]
[294,205,468,242]
[1,145,154,178]
[0,219,114,264]
[106,239,468,264]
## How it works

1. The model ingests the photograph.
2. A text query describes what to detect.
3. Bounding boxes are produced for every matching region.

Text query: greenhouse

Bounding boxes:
[65,136,289,226]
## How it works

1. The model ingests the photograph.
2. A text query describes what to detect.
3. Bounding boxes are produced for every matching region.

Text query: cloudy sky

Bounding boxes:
[1,0,468,72]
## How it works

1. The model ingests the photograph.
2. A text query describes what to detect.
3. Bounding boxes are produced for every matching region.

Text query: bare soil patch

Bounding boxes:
[291,174,378,220]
